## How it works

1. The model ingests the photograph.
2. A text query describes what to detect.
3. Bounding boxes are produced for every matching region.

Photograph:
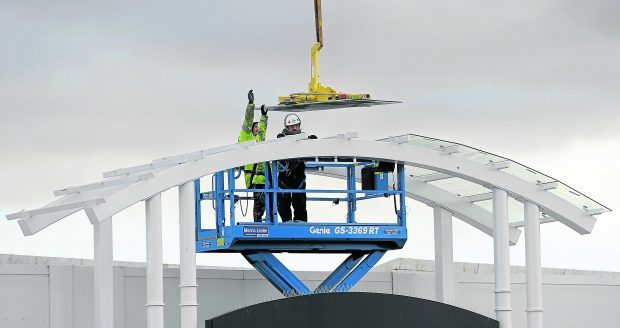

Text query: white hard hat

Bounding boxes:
[284,113,301,126]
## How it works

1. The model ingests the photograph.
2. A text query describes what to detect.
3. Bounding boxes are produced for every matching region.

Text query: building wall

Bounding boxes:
[1,255,619,328]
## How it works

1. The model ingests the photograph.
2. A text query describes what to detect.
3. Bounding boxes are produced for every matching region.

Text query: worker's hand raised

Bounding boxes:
[248,89,254,104]
[260,104,268,116]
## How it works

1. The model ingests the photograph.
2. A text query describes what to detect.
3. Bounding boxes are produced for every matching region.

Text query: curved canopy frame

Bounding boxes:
[6,133,609,244]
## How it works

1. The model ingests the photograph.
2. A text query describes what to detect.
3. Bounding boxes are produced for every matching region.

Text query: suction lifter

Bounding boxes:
[267,0,401,112]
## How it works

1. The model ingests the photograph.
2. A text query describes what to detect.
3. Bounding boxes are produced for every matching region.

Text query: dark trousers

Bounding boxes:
[252,184,274,222]
[277,181,307,222]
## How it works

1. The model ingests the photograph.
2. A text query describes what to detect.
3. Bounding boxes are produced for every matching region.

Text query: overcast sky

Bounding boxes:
[1,0,619,272]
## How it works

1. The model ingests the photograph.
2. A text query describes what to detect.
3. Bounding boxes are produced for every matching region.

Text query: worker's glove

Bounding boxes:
[308,135,318,139]
[260,104,268,116]
[248,89,254,104]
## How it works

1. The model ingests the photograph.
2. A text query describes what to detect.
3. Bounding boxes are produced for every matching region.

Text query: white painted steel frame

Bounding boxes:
[7,198,105,220]
[493,189,512,328]
[433,206,455,303]
[178,182,197,328]
[11,138,599,238]
[525,202,544,328]
[414,172,453,182]
[14,184,128,235]
[146,195,165,328]
[54,172,155,196]
[94,217,113,328]
[76,139,597,234]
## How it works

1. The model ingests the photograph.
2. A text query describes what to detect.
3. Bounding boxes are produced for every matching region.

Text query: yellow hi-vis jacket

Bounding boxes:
[238,103,268,187]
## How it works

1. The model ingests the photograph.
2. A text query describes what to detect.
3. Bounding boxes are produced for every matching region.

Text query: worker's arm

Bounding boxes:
[258,115,268,141]
[257,105,268,141]
[238,102,255,142]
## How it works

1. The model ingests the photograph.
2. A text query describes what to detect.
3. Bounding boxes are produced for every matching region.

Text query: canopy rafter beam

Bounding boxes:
[7,198,105,220]
[54,173,154,196]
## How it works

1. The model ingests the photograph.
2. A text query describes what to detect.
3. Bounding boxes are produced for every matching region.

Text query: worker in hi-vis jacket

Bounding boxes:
[276,113,318,222]
[238,90,270,222]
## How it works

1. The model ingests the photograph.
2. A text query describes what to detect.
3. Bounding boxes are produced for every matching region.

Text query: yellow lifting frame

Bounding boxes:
[278,0,370,105]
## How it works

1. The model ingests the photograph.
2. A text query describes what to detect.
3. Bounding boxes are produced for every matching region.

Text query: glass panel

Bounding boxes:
[501,165,556,185]
[404,166,438,178]
[428,177,490,198]
[549,183,611,213]
[474,198,525,224]
[380,134,610,215]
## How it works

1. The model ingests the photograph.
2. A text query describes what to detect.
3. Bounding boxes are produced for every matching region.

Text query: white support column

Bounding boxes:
[492,188,512,328]
[433,206,455,303]
[146,194,165,328]
[524,201,544,328]
[94,217,114,328]
[179,182,198,328]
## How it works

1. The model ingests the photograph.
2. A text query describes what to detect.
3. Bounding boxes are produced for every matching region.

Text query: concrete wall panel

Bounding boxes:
[49,265,74,328]
[0,266,49,328]
[1,257,619,328]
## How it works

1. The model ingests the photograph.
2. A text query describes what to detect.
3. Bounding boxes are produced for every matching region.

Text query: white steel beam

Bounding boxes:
[84,139,597,234]
[433,206,455,303]
[103,154,203,178]
[464,192,493,203]
[493,188,512,328]
[179,182,197,328]
[489,161,511,170]
[538,181,558,191]
[585,208,608,216]
[437,145,459,154]
[105,142,245,178]
[524,202,544,328]
[14,185,126,236]
[6,198,105,220]
[511,216,556,228]
[17,138,599,237]
[153,143,244,164]
[414,173,453,183]
[17,209,80,236]
[94,217,114,328]
[54,173,154,196]
[388,135,412,144]
[259,133,307,144]
[324,131,358,140]
[146,195,165,328]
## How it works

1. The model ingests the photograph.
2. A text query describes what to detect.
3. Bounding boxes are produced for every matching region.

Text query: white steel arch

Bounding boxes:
[9,135,601,236]
[80,138,596,233]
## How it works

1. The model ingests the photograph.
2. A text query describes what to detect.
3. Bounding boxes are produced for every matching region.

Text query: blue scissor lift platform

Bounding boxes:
[195,160,408,296]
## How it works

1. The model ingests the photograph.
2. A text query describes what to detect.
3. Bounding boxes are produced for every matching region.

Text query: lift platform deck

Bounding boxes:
[194,160,408,295]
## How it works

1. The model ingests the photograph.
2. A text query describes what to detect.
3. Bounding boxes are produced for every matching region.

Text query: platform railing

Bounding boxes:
[195,160,407,238]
